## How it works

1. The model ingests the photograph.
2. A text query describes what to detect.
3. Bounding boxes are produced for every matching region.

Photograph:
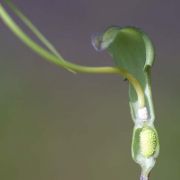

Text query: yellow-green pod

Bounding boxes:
[131,126,159,177]
[140,127,157,158]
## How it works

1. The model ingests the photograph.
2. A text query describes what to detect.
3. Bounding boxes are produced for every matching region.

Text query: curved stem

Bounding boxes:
[126,73,145,108]
[5,0,62,58]
[4,0,75,73]
[0,3,145,107]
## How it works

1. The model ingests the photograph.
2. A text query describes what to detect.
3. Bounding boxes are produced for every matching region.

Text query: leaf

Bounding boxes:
[92,26,159,178]
[92,26,155,123]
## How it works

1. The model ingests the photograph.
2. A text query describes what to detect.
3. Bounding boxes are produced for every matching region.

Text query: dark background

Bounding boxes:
[0,0,180,179]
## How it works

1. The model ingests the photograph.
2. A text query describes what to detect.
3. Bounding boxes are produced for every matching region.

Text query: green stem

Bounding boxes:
[5,0,62,58]
[4,0,75,73]
[0,3,145,108]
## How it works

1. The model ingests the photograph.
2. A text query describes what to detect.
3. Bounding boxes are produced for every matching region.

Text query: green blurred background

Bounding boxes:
[0,0,180,179]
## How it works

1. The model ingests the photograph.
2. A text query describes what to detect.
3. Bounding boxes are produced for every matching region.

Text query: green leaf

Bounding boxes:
[92,26,155,123]
[92,27,159,177]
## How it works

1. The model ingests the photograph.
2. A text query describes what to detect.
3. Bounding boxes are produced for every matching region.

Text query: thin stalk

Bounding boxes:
[5,0,74,73]
[5,0,62,58]
[0,3,145,108]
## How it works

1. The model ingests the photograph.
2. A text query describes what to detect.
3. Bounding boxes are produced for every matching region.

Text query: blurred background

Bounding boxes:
[0,0,180,179]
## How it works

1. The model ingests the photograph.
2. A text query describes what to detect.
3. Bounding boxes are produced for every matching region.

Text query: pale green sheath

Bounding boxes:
[92,26,160,180]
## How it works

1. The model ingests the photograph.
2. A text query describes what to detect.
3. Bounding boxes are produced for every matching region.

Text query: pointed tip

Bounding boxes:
[91,32,104,52]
